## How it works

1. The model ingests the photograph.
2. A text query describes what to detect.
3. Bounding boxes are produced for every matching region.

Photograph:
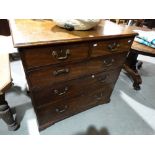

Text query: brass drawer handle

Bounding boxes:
[54,87,68,96]
[55,105,68,113]
[103,58,114,67]
[98,75,108,83]
[108,42,120,52]
[52,49,70,60]
[53,68,69,76]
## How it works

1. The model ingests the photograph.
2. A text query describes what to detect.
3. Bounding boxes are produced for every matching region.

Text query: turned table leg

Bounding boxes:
[0,93,19,131]
[124,51,142,90]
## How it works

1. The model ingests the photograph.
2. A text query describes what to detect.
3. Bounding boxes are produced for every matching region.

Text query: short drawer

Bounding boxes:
[20,42,90,70]
[27,53,126,88]
[31,69,120,108]
[91,37,133,57]
[35,83,113,130]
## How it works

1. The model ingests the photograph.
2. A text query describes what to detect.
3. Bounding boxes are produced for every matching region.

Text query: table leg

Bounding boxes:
[0,93,19,131]
[137,61,143,69]
[124,51,142,90]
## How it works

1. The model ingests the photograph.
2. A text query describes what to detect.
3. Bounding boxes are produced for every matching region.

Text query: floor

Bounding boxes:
[0,55,155,135]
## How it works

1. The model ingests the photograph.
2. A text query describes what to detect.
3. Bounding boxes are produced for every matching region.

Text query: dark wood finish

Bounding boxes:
[0,19,10,36]
[91,37,133,57]
[0,93,19,131]
[9,19,136,131]
[143,19,155,29]
[31,69,121,108]
[19,42,90,70]
[123,26,155,90]
[36,83,113,130]
[27,53,126,88]
[124,51,142,90]
[19,37,133,70]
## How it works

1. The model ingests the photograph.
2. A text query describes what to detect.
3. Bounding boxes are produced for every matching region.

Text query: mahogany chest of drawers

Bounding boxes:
[9,20,137,131]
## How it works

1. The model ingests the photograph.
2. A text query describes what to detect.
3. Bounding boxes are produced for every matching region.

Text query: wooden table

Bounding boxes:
[0,54,19,131]
[124,26,155,90]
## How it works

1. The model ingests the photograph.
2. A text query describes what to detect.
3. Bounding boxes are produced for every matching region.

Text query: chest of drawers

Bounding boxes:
[9,19,137,131]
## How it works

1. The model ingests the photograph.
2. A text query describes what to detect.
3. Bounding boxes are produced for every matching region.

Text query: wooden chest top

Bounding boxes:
[9,19,137,48]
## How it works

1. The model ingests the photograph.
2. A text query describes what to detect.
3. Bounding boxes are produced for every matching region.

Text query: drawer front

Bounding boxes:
[36,83,113,130]
[20,42,90,70]
[91,37,133,57]
[31,69,120,108]
[27,53,126,88]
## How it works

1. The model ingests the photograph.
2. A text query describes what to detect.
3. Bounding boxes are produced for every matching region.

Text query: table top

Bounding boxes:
[132,41,155,55]
[9,19,137,48]
[127,25,155,55]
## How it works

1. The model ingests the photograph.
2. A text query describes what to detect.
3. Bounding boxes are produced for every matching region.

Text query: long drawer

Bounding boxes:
[35,83,113,130]
[31,69,120,108]
[20,42,90,70]
[27,53,126,88]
